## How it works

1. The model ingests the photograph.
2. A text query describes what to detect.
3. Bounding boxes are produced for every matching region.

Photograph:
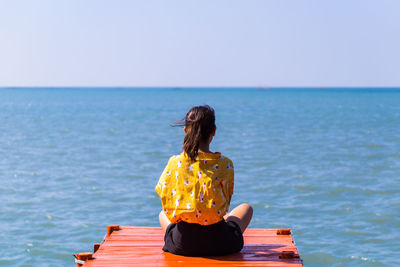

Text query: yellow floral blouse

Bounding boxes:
[156,151,234,225]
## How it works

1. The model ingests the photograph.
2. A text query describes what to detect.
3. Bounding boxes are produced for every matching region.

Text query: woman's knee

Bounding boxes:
[240,203,253,215]
[159,210,172,231]
[159,210,166,223]
[228,203,253,222]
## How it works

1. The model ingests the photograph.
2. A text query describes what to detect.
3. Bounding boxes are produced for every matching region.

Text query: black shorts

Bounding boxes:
[162,219,244,256]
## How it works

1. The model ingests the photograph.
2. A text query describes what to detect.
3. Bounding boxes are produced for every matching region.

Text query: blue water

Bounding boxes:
[0,88,399,266]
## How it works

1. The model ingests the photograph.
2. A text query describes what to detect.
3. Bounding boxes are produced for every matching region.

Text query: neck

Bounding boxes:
[198,142,211,153]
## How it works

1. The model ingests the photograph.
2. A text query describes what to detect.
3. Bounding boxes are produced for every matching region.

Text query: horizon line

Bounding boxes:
[1,86,400,89]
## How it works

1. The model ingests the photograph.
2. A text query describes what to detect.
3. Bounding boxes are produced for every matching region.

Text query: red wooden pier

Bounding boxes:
[75,225,303,266]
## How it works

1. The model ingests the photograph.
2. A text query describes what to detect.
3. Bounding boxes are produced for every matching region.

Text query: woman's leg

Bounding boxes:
[159,210,172,232]
[224,203,253,233]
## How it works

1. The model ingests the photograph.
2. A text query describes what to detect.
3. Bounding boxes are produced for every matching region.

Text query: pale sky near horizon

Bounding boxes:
[0,0,399,87]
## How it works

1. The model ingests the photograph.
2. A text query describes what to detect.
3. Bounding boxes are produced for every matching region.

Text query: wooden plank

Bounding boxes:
[80,226,302,267]
[85,262,302,267]
[104,238,293,244]
[92,248,299,259]
[118,227,283,236]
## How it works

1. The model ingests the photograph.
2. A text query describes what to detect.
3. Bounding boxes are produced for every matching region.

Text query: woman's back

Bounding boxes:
[156,151,234,225]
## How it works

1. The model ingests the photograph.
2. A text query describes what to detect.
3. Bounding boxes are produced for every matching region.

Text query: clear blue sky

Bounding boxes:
[0,0,399,87]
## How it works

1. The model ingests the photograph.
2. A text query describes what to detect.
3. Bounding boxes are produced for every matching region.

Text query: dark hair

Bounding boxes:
[173,105,216,161]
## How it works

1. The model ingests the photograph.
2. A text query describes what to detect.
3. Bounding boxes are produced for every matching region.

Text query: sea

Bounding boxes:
[0,87,399,266]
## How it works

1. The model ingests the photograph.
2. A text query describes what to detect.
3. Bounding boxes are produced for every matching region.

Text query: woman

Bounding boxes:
[156,105,253,256]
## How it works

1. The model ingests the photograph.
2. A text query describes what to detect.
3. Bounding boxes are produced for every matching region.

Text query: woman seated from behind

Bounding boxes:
[156,105,253,256]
